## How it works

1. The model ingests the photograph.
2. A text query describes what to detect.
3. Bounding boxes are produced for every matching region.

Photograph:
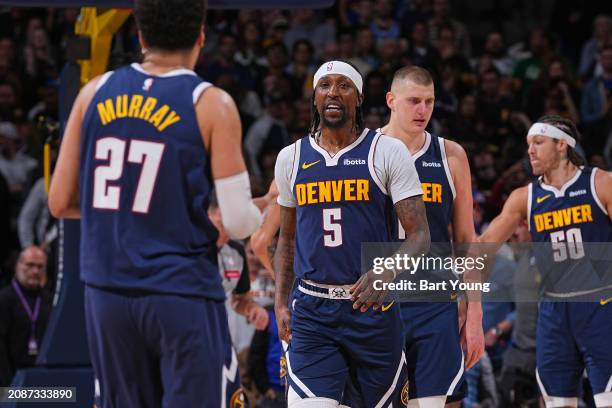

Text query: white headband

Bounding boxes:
[527,122,576,148]
[313,61,363,94]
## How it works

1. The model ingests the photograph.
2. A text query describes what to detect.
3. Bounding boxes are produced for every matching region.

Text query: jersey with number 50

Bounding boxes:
[79,64,223,300]
[274,129,422,285]
[528,167,612,297]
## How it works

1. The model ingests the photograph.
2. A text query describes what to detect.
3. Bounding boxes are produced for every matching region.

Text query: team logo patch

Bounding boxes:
[401,381,409,406]
[331,287,347,298]
[229,389,245,408]
[142,78,154,91]
[280,356,287,378]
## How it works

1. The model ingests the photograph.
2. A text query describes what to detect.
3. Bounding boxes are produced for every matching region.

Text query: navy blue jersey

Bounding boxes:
[528,167,612,296]
[79,63,223,300]
[291,129,394,284]
[389,133,455,246]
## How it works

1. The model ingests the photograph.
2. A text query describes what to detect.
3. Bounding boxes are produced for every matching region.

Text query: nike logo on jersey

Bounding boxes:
[569,189,587,197]
[301,160,320,169]
[600,297,612,306]
[536,194,552,204]
[381,301,395,311]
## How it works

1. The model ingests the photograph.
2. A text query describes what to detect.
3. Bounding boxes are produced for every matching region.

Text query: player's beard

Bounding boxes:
[321,107,349,129]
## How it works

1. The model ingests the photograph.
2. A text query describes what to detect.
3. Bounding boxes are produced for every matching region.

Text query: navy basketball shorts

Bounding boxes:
[84,285,244,408]
[400,302,464,400]
[285,280,408,407]
[536,301,612,407]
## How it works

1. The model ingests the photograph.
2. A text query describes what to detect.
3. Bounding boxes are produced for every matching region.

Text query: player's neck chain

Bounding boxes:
[315,131,359,157]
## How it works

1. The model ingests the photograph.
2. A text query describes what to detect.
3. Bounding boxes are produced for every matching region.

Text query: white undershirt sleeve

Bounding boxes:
[374,135,423,203]
[274,143,298,207]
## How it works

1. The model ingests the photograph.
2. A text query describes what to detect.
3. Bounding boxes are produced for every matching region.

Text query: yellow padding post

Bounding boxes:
[75,7,131,86]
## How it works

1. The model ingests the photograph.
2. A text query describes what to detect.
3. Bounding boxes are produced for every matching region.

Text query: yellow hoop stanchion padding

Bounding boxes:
[75,7,131,86]
[44,142,51,193]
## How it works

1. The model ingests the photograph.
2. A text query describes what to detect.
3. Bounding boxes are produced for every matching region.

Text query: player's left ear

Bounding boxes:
[385,91,395,110]
[357,93,363,107]
[556,139,567,153]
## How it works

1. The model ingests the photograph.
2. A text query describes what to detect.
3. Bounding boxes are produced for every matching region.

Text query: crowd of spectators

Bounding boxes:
[0,1,611,406]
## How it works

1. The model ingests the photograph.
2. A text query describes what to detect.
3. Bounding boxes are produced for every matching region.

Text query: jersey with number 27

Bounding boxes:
[79,63,223,300]
[275,128,423,285]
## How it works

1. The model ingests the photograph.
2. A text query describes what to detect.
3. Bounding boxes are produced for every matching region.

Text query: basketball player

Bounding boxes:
[274,60,430,407]
[479,115,612,407]
[380,66,484,408]
[48,0,261,406]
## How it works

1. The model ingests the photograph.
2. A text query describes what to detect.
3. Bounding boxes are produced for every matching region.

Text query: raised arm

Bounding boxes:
[197,86,261,239]
[479,186,529,244]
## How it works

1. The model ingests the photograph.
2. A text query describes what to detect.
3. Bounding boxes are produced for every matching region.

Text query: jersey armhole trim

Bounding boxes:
[527,183,533,231]
[368,131,388,195]
[94,71,114,92]
[289,141,301,193]
[439,137,457,199]
[590,167,608,215]
[193,82,213,104]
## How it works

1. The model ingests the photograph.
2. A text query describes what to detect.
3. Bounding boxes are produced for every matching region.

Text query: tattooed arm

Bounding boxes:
[274,205,296,342]
[351,196,430,311]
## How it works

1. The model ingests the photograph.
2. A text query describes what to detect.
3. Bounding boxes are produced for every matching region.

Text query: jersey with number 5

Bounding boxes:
[528,167,612,296]
[275,129,422,285]
[79,64,223,300]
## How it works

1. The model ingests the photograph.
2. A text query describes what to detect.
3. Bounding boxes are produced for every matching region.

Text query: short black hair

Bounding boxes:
[134,0,207,52]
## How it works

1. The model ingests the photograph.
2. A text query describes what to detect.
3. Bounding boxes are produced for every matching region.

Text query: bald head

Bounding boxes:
[15,246,47,290]
[391,66,433,92]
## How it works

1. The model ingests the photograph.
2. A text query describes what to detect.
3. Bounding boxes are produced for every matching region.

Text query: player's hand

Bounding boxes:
[461,304,484,369]
[350,270,393,312]
[275,305,292,342]
[248,304,270,331]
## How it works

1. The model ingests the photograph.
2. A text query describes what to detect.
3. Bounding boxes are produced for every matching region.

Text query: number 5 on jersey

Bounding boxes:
[93,137,165,213]
[323,208,342,247]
